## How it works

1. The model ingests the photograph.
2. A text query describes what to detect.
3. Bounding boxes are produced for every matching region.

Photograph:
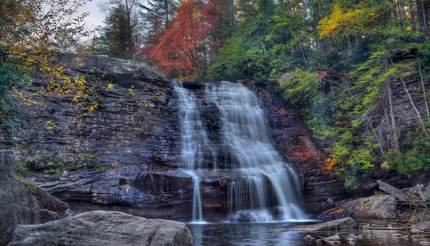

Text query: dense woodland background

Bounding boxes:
[1,0,430,188]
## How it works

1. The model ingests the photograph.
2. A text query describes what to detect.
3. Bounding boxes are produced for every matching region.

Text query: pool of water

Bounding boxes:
[189,222,430,246]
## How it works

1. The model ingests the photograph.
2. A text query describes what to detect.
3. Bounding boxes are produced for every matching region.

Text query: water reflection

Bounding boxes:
[189,223,305,246]
[189,222,430,246]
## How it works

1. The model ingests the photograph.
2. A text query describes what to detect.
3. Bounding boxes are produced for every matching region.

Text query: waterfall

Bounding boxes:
[174,80,306,223]
[173,81,215,223]
[206,81,306,222]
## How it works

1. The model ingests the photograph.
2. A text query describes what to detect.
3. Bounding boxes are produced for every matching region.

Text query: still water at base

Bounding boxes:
[189,222,430,246]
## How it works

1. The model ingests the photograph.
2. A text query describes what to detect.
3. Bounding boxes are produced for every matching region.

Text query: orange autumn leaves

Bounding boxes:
[143,0,223,79]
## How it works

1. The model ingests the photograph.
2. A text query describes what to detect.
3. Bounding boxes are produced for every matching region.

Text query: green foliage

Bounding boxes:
[279,69,321,106]
[418,41,430,73]
[0,55,27,126]
[207,36,272,81]
[207,0,310,81]
[387,128,430,175]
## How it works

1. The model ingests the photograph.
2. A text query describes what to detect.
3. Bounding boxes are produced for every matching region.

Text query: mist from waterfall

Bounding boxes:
[174,80,306,223]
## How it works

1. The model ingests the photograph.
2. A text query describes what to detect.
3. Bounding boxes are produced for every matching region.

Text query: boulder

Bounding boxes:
[21,180,69,216]
[0,150,71,245]
[339,194,397,219]
[0,150,41,245]
[377,180,410,202]
[291,217,357,232]
[424,183,430,200]
[11,210,192,246]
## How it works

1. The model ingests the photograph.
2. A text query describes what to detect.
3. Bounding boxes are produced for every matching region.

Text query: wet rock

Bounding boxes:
[39,209,60,223]
[339,194,397,219]
[315,234,342,246]
[315,239,324,245]
[377,180,410,202]
[408,184,427,201]
[325,234,341,242]
[411,221,430,233]
[346,233,359,244]
[424,183,430,200]
[11,211,192,246]
[291,217,357,232]
[303,234,316,242]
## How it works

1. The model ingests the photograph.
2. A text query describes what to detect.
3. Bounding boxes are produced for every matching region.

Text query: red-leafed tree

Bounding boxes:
[143,0,226,79]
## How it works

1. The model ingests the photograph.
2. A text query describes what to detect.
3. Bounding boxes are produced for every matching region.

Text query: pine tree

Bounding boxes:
[100,0,140,58]
[139,0,178,44]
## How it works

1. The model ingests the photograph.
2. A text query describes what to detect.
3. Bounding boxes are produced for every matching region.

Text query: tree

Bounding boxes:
[0,0,93,121]
[139,0,178,45]
[98,0,140,58]
[144,0,224,78]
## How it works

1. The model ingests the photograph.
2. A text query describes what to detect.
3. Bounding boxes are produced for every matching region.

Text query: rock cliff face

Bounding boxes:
[7,55,348,220]
[9,55,193,219]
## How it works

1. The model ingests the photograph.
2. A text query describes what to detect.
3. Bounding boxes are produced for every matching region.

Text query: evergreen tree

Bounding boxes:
[100,0,140,58]
[139,0,178,44]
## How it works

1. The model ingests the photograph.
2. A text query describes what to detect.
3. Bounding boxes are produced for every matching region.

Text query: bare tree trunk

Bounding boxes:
[388,84,400,151]
[418,0,430,33]
[419,64,430,119]
[165,0,169,27]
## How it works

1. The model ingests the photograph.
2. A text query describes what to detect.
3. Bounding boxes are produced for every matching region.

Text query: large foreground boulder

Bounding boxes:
[11,211,192,246]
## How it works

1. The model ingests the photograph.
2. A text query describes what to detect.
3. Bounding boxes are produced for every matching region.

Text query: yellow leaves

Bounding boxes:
[318,4,379,39]
[42,63,98,114]
[44,120,57,130]
[318,5,343,39]
[106,82,114,90]
[86,102,99,114]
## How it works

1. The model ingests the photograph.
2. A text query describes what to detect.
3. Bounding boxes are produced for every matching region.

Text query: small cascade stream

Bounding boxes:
[173,81,306,223]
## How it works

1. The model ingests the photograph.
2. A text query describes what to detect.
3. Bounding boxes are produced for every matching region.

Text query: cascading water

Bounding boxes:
[173,81,215,223]
[206,81,306,222]
[174,80,305,223]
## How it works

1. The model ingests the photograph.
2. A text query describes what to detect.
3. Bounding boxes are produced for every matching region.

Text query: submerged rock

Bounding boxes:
[411,221,430,233]
[11,210,192,246]
[291,217,357,232]
[324,234,341,242]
